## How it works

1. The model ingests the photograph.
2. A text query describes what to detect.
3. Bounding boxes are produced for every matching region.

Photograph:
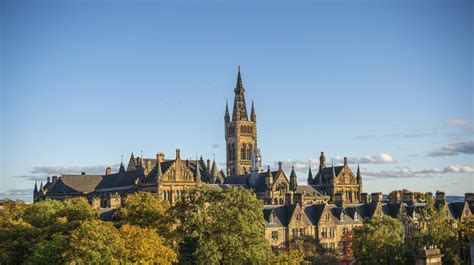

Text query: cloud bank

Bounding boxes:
[427,141,474,157]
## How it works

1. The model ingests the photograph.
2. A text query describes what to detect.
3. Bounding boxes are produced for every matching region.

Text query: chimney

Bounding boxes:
[335,192,344,207]
[361,193,369,204]
[344,157,348,166]
[176,148,181,160]
[435,191,446,204]
[402,191,415,206]
[371,192,382,203]
[156,153,165,163]
[52,176,58,183]
[47,177,51,183]
[285,192,294,205]
[106,167,112,175]
[81,172,86,175]
[207,159,211,174]
[465,193,474,205]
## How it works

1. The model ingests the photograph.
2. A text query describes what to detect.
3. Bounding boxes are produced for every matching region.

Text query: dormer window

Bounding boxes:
[269,212,276,224]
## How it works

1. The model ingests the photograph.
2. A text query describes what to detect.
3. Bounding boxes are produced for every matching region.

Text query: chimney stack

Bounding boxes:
[371,192,382,203]
[47,177,51,183]
[361,193,369,204]
[106,167,112,175]
[157,153,165,163]
[402,191,415,206]
[344,157,348,166]
[207,159,211,174]
[81,172,86,175]
[435,191,446,204]
[465,193,474,205]
[52,176,58,183]
[176,149,181,160]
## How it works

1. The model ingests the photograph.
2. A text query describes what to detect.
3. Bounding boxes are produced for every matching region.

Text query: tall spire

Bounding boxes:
[235,65,244,93]
[127,153,136,171]
[250,100,256,122]
[232,66,249,121]
[225,100,230,123]
[357,163,362,183]
[34,181,38,194]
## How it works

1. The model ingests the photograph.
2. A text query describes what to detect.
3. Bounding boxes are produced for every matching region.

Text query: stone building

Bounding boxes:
[308,152,362,204]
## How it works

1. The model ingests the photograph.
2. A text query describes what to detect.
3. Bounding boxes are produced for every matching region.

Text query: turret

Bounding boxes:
[265,166,273,189]
[34,181,38,194]
[232,66,249,121]
[290,166,298,192]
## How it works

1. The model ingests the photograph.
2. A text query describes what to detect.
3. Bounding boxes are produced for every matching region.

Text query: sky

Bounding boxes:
[1,0,472,201]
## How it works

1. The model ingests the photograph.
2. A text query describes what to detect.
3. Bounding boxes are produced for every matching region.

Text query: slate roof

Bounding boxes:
[95,169,143,192]
[223,175,249,186]
[304,204,327,226]
[48,175,103,194]
[142,159,210,185]
[296,185,324,197]
[448,202,467,219]
[316,166,344,182]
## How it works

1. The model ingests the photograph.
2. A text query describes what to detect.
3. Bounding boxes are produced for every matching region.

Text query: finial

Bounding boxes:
[278,161,283,170]
[121,155,123,163]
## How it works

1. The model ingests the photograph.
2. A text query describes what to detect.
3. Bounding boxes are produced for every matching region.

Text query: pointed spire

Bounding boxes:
[225,100,230,123]
[127,153,136,171]
[357,163,362,183]
[119,155,126,173]
[211,159,219,184]
[232,66,248,121]
[250,100,256,122]
[34,181,38,193]
[290,166,298,191]
[235,65,244,92]
[39,181,43,191]
[307,165,313,184]
[331,163,336,185]
[194,157,201,183]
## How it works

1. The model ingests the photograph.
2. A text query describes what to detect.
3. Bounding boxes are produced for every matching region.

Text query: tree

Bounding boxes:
[171,186,273,264]
[352,216,411,265]
[0,200,28,225]
[119,192,169,237]
[66,220,125,264]
[23,200,65,228]
[120,224,177,264]
[0,220,39,264]
[408,200,464,264]
[272,249,305,265]
[62,197,98,222]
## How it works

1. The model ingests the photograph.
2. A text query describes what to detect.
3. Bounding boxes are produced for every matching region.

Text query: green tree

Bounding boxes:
[272,249,305,265]
[119,192,169,236]
[0,200,28,225]
[0,220,40,264]
[352,216,411,265]
[62,197,98,222]
[171,186,273,264]
[23,200,65,228]
[120,224,177,264]
[25,234,68,265]
[408,200,464,265]
[66,220,125,264]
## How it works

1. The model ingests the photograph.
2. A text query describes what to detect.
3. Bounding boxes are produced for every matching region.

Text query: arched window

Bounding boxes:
[241,144,246,160]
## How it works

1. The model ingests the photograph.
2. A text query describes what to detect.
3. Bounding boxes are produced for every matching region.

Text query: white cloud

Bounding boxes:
[332,153,396,164]
[365,164,474,179]
[15,164,120,182]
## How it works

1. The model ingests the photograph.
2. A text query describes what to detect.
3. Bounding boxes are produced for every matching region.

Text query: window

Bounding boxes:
[329,227,335,238]
[296,214,302,222]
[321,227,327,238]
[299,228,306,236]
[272,231,278,241]
[292,229,298,238]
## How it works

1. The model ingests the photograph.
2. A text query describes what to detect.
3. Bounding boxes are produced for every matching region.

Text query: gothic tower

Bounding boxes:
[225,67,257,176]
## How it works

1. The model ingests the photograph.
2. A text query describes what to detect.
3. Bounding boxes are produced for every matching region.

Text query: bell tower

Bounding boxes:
[225,67,257,176]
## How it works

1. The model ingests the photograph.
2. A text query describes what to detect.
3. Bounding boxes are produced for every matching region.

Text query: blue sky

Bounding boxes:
[1,0,472,200]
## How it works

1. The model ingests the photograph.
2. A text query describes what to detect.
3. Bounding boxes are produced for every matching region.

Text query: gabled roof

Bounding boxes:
[304,204,327,226]
[142,159,210,185]
[263,205,290,227]
[448,202,468,219]
[48,175,103,194]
